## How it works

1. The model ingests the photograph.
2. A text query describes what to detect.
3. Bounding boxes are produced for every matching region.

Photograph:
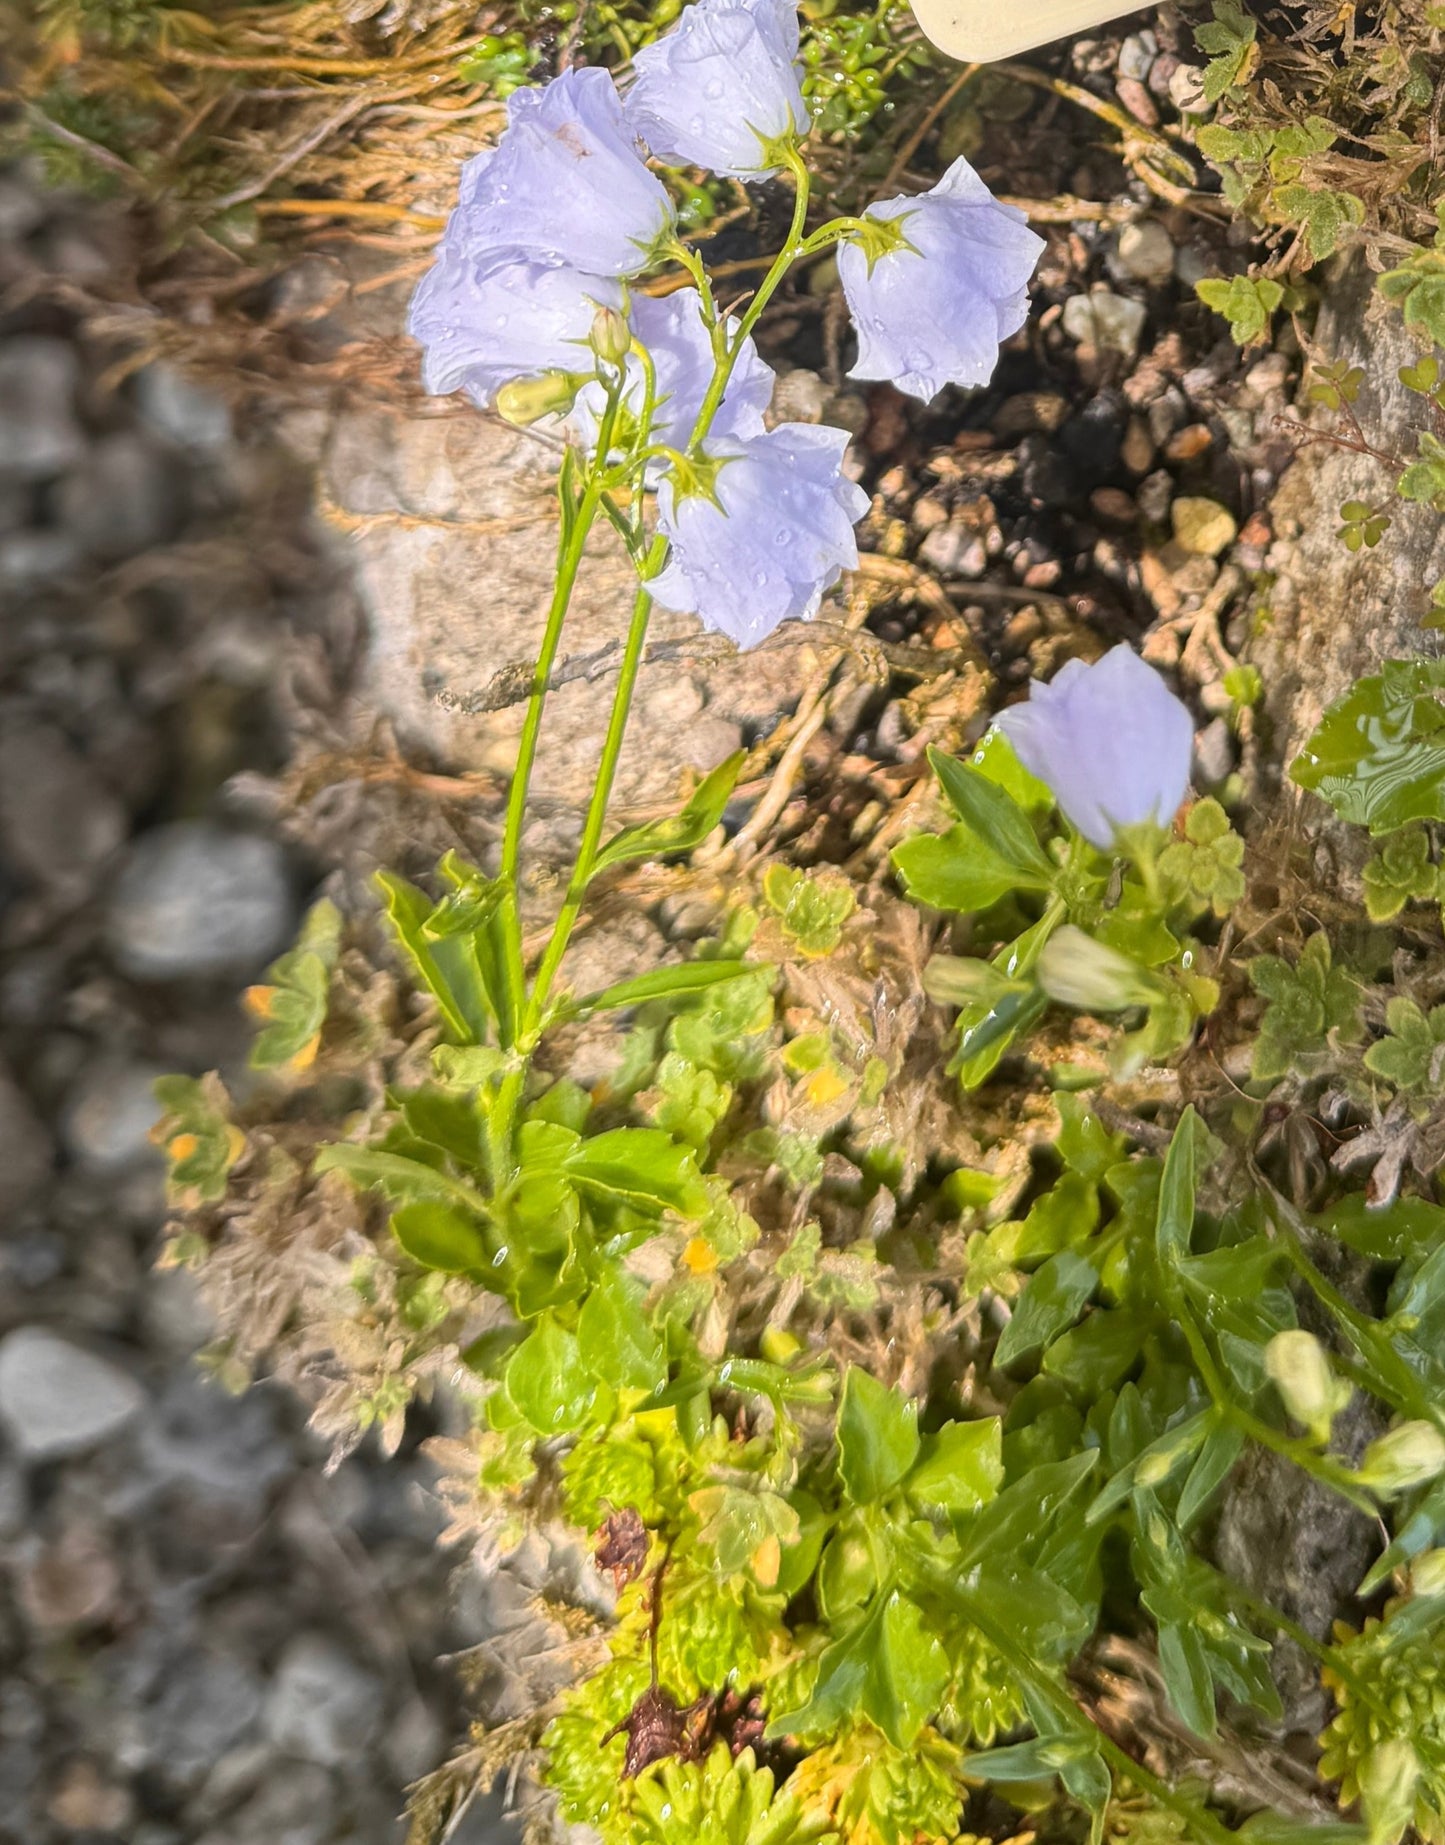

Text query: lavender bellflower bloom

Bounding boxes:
[407,246,623,408]
[651,424,868,648]
[568,289,774,460]
[995,645,1194,850]
[838,156,1045,401]
[448,68,674,277]
[626,0,808,180]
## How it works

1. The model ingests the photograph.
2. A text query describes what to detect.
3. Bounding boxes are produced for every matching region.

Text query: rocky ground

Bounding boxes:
[0,168,519,1845]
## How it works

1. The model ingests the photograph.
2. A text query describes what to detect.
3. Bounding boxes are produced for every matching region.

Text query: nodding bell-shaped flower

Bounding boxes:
[626,0,808,180]
[651,424,868,648]
[568,289,774,463]
[837,157,1045,401]
[994,645,1194,852]
[447,68,675,278]
[407,247,623,410]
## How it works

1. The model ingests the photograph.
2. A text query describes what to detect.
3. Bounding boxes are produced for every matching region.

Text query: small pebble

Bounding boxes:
[1194,716,1236,790]
[0,1327,146,1462]
[1061,289,1149,360]
[1090,487,1139,526]
[1121,418,1155,474]
[1117,30,1158,82]
[991,392,1070,438]
[107,823,295,984]
[1116,220,1176,286]
[263,1633,385,1767]
[1172,496,1238,558]
[1165,423,1215,463]
[0,339,85,481]
[1114,77,1160,127]
[1136,470,1176,524]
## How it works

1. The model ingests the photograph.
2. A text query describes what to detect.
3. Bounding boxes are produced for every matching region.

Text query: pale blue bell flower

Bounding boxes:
[407,246,623,407]
[568,289,774,463]
[838,157,1046,401]
[651,424,868,648]
[994,645,1194,850]
[626,0,808,180]
[448,68,675,277]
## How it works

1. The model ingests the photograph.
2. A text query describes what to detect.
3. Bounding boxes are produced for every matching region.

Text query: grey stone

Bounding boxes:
[57,431,176,561]
[0,1063,53,1220]
[262,1633,385,1767]
[0,529,82,587]
[0,176,44,243]
[107,822,295,983]
[1061,289,1149,360]
[918,523,987,579]
[1193,716,1235,790]
[134,362,233,451]
[0,1327,146,1461]
[145,1649,265,1786]
[0,338,84,480]
[61,1059,166,1172]
[0,720,127,890]
[1115,220,1175,286]
[1116,29,1157,82]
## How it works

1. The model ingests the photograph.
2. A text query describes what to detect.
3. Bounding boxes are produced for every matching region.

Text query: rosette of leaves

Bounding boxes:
[1247,933,1362,1085]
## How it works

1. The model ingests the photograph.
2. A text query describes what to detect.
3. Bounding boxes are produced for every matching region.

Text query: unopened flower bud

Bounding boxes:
[1358,1421,1445,1497]
[589,304,632,368]
[1264,1330,1351,1445]
[494,371,582,427]
[1410,1548,1445,1598]
[1037,925,1159,1013]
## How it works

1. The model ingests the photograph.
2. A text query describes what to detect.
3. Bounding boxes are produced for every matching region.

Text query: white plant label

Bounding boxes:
[905,0,1143,61]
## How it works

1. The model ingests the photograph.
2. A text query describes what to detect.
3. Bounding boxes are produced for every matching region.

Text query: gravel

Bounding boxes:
[0,337,84,480]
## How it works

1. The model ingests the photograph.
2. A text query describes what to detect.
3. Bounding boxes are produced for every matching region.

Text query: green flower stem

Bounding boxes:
[686,143,812,452]
[524,549,665,1039]
[499,385,624,885]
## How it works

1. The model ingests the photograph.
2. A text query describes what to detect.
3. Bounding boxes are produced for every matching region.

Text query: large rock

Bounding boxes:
[0,1327,146,1462]
[313,401,843,814]
[1253,258,1445,775]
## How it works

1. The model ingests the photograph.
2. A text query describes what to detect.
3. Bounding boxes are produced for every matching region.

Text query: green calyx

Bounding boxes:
[664,448,732,509]
[845,209,920,275]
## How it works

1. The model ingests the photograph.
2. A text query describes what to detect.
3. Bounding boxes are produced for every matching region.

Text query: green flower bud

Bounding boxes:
[1411,1549,1445,1598]
[1036,925,1161,1013]
[1264,1330,1352,1445]
[589,304,632,367]
[1358,1421,1445,1497]
[494,371,583,427]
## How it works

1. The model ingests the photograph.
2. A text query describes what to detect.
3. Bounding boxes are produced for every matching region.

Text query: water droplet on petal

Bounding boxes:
[703,78,725,99]
[906,350,932,373]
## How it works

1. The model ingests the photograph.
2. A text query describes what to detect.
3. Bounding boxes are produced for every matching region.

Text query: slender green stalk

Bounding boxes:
[499,385,623,884]
[524,543,665,1036]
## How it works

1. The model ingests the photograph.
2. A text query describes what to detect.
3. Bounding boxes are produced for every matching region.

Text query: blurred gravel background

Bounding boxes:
[0,167,523,1845]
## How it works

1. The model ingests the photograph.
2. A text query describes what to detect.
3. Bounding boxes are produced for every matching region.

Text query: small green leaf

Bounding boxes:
[1156,1107,1200,1268]
[768,1590,948,1749]
[577,1267,665,1391]
[572,959,756,1016]
[926,746,1056,884]
[391,1199,490,1273]
[314,1143,491,1215]
[893,825,1025,915]
[837,1367,920,1503]
[246,898,341,1071]
[907,1418,1004,1513]
[592,751,745,877]
[762,864,856,957]
[376,871,492,1045]
[505,1313,595,1433]
[565,1127,708,1218]
[996,1251,1099,1367]
[1176,1418,1246,1528]
[1159,1619,1218,1738]
[1196,274,1282,346]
